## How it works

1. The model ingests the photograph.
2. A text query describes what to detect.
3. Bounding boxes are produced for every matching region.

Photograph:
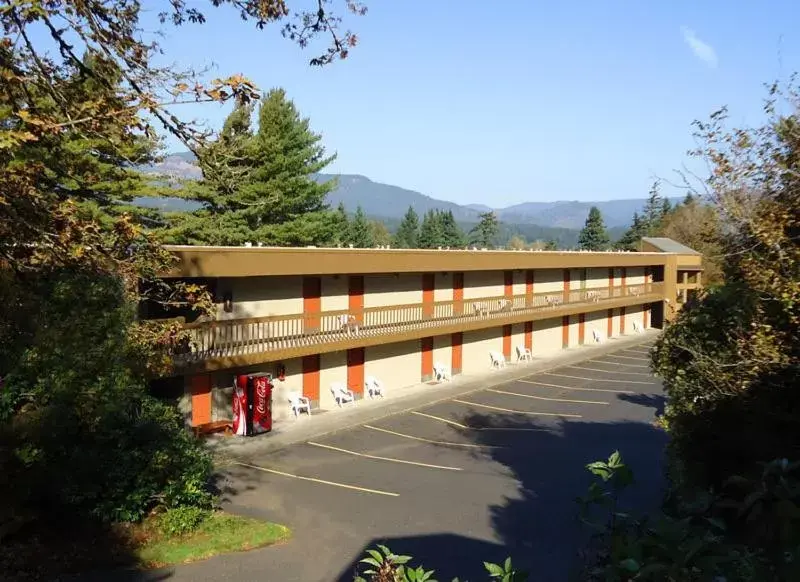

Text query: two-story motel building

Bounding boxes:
[154,240,702,430]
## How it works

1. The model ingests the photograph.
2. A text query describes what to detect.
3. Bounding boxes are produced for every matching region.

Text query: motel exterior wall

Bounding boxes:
[161,246,692,428]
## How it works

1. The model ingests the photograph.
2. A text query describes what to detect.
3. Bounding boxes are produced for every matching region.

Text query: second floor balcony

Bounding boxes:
[174,282,664,373]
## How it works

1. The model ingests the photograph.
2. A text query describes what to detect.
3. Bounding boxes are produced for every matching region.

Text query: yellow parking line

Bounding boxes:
[306,441,462,471]
[411,411,550,432]
[363,424,504,449]
[487,388,608,405]
[567,365,652,377]
[590,359,649,369]
[544,372,655,385]
[518,379,636,394]
[234,461,400,497]
[603,354,648,362]
[453,399,582,418]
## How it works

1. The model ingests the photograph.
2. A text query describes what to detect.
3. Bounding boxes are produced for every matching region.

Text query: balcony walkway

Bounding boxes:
[174,283,663,372]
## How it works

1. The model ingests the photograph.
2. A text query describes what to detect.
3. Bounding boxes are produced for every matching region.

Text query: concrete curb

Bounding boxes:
[210,330,660,463]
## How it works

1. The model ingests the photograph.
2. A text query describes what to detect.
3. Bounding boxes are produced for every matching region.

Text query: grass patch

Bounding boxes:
[134,511,291,568]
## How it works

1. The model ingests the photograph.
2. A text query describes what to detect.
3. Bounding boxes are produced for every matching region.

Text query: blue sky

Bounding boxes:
[146,0,800,206]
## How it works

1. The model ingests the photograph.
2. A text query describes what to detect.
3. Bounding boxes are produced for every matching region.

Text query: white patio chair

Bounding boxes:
[339,314,359,336]
[365,376,384,398]
[516,345,533,362]
[591,327,605,344]
[545,295,563,308]
[330,382,355,407]
[498,298,512,311]
[433,362,451,381]
[632,321,643,334]
[472,303,489,317]
[489,350,506,370]
[288,391,311,418]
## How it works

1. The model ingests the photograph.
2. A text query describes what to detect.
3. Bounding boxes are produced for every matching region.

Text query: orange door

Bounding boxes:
[502,325,512,361]
[421,337,434,381]
[561,315,570,348]
[453,272,464,315]
[451,332,463,375]
[578,313,586,345]
[303,276,321,333]
[524,321,533,352]
[190,374,212,427]
[349,275,364,324]
[504,271,513,298]
[302,354,320,402]
[525,270,534,306]
[347,348,365,394]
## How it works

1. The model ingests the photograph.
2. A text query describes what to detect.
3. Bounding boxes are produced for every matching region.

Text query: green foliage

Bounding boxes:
[166,88,339,246]
[354,544,526,582]
[615,182,671,250]
[418,210,444,249]
[543,239,559,250]
[469,211,500,248]
[394,206,420,248]
[349,206,375,248]
[578,206,611,251]
[156,507,211,537]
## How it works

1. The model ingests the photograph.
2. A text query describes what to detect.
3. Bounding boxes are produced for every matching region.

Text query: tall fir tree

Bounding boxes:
[615,212,648,250]
[394,206,420,248]
[331,202,350,246]
[418,210,444,248]
[348,206,374,248]
[543,239,559,250]
[578,206,611,251]
[469,211,500,248]
[439,210,466,247]
[166,88,337,246]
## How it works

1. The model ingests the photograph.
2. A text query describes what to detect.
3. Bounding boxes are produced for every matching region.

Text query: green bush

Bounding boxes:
[0,271,214,528]
[156,506,211,537]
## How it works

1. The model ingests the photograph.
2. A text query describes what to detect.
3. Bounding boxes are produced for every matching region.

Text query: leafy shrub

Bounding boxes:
[156,506,211,537]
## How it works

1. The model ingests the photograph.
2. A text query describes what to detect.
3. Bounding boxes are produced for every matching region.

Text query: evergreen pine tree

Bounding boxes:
[440,210,466,247]
[332,202,350,246]
[578,206,611,251]
[661,198,673,217]
[393,206,420,248]
[469,211,500,248]
[543,239,559,250]
[615,212,648,250]
[418,210,444,248]
[166,88,337,246]
[348,206,374,248]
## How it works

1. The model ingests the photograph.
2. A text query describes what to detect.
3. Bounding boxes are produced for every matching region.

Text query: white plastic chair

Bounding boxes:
[330,382,355,407]
[288,391,311,417]
[433,362,451,381]
[632,321,643,334]
[365,376,384,398]
[339,314,359,336]
[489,351,506,370]
[591,327,606,344]
[516,345,533,362]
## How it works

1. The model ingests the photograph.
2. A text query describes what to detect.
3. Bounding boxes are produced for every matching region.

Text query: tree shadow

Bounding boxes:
[336,410,668,581]
[617,392,666,417]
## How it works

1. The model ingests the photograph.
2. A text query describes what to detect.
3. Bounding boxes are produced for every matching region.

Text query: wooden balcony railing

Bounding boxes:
[174,282,662,365]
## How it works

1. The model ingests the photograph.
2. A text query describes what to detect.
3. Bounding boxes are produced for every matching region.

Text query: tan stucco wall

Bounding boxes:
[533,317,562,356]
[364,274,422,308]
[625,305,644,333]
[570,269,582,290]
[432,335,451,372]
[585,310,607,340]
[321,275,348,311]
[511,323,526,360]
[512,270,527,296]
[586,268,608,289]
[365,341,420,390]
[627,267,645,286]
[216,276,303,320]
[462,327,503,373]
[463,271,504,300]
[533,268,562,294]
[319,350,347,409]
[434,273,453,302]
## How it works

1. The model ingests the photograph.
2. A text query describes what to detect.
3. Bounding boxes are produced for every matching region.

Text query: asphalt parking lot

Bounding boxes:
[154,339,663,582]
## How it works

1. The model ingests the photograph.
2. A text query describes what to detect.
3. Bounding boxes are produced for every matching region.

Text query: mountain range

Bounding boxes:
[140,152,676,231]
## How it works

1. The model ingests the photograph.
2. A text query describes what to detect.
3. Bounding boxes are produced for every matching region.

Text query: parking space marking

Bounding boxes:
[306,442,463,471]
[452,399,582,418]
[363,424,505,449]
[592,359,649,368]
[603,354,648,362]
[234,461,400,497]
[567,365,653,377]
[486,388,608,405]
[544,372,655,385]
[411,411,549,432]
[518,379,636,394]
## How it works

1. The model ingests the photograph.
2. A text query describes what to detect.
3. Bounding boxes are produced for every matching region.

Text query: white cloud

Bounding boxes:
[680,26,718,68]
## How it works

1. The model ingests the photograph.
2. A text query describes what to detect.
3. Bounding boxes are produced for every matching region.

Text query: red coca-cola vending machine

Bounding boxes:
[232,373,273,437]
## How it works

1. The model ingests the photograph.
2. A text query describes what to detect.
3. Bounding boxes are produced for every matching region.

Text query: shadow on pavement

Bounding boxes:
[337,413,668,582]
